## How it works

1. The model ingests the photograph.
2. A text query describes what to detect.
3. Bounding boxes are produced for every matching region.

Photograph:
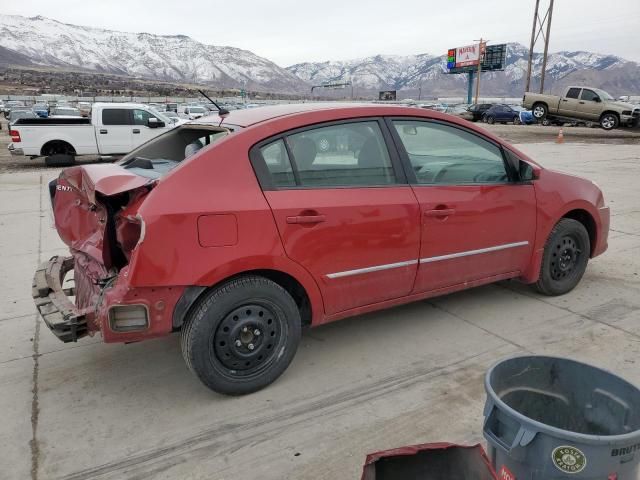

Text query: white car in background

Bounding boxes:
[49,107,82,118]
[184,106,207,119]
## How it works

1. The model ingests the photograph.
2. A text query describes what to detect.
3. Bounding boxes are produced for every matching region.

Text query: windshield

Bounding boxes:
[594,89,614,101]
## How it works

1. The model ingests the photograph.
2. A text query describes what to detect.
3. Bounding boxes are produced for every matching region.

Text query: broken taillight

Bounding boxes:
[9,130,21,143]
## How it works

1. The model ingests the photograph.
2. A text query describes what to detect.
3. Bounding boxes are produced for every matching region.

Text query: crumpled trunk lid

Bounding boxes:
[52,164,152,270]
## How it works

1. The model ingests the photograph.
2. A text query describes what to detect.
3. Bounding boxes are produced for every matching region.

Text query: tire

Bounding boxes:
[45,154,75,167]
[541,119,551,127]
[532,103,548,120]
[600,112,619,130]
[181,275,302,395]
[486,115,495,125]
[534,218,590,296]
[514,116,522,125]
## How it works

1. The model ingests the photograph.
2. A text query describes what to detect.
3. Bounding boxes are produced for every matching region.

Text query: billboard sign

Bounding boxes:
[455,44,481,68]
[378,90,397,101]
[446,43,505,74]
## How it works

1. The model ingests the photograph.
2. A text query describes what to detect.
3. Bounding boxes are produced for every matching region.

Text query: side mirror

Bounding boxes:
[147,118,165,128]
[593,96,601,103]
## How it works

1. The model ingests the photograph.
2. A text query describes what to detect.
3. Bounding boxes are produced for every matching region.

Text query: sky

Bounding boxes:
[3,0,640,66]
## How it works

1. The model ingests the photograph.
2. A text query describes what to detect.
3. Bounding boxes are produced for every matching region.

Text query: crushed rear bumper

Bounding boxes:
[32,256,88,342]
[8,143,25,156]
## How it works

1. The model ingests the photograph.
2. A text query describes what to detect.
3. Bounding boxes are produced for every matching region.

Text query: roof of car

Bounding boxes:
[194,102,430,128]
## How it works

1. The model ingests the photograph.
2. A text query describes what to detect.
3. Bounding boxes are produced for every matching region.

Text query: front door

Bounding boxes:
[387,119,536,293]
[576,88,604,120]
[97,108,133,155]
[132,109,165,147]
[255,119,421,315]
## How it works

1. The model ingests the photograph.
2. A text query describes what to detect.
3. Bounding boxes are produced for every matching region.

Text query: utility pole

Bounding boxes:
[473,38,486,105]
[525,0,555,93]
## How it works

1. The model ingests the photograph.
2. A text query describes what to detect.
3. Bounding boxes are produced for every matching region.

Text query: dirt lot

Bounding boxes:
[1,116,639,479]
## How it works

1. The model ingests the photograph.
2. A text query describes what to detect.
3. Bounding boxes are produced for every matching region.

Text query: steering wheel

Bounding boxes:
[433,165,451,183]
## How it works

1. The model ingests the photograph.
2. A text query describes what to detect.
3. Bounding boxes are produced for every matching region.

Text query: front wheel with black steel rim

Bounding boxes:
[535,218,590,296]
[181,276,301,395]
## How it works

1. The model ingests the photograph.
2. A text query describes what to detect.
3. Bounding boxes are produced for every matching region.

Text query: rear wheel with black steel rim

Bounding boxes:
[535,218,590,296]
[181,276,301,395]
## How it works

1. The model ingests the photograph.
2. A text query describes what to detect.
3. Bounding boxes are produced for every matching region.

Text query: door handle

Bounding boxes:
[561,99,568,102]
[579,101,585,104]
[286,214,326,224]
[424,208,456,217]
[132,129,140,134]
[99,129,108,134]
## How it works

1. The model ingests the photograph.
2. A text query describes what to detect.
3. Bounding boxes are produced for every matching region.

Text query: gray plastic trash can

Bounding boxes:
[483,356,640,479]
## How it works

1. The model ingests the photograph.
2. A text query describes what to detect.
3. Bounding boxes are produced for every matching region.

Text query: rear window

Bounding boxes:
[102,109,131,125]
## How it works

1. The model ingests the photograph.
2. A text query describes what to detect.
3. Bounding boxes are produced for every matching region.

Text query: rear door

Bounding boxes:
[387,118,536,293]
[97,108,133,154]
[558,87,582,117]
[576,88,604,120]
[253,119,421,315]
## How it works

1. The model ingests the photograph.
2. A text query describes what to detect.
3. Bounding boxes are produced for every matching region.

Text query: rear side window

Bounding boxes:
[286,121,396,187]
[102,109,131,125]
[259,139,296,187]
[566,88,581,99]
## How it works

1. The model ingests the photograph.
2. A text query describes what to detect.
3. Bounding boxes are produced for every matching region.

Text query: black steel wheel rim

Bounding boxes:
[211,302,284,377]
[550,235,582,281]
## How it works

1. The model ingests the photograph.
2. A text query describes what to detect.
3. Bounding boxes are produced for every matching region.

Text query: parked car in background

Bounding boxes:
[523,86,640,130]
[33,103,609,395]
[482,104,521,124]
[184,106,208,119]
[8,108,38,125]
[49,107,82,118]
[465,103,494,122]
[8,103,174,166]
[32,104,50,118]
[77,102,92,117]
[163,110,188,125]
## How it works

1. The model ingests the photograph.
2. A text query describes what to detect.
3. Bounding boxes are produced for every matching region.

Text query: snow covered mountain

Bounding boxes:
[0,14,308,93]
[288,43,638,96]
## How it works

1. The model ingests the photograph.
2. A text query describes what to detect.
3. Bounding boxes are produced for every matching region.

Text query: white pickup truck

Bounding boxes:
[8,103,176,166]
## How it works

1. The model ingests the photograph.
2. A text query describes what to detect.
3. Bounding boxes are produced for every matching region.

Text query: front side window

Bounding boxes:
[566,88,581,99]
[581,89,599,102]
[102,109,131,125]
[133,109,158,125]
[286,121,396,187]
[392,120,509,185]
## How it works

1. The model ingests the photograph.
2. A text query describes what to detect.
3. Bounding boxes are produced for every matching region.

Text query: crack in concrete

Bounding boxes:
[427,299,533,354]
[30,174,44,480]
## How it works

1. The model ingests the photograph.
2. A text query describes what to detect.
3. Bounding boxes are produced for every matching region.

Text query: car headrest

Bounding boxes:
[292,137,317,170]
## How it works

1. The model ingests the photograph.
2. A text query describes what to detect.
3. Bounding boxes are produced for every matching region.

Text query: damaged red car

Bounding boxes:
[33,104,610,395]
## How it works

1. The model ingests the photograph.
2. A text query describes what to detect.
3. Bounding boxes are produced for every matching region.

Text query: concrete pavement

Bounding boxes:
[0,143,639,479]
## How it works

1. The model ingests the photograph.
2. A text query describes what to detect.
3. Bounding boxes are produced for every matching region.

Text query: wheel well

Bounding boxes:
[600,111,619,120]
[562,209,596,256]
[41,140,76,157]
[533,101,548,110]
[249,269,312,327]
[173,269,313,330]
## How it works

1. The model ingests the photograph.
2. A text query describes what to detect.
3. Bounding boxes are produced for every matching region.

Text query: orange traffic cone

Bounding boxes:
[556,128,564,144]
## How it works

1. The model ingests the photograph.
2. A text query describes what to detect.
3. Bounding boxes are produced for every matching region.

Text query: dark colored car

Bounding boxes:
[483,105,521,124]
[34,104,609,395]
[466,103,494,122]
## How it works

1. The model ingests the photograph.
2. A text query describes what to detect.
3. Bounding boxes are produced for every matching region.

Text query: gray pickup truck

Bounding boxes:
[523,86,640,130]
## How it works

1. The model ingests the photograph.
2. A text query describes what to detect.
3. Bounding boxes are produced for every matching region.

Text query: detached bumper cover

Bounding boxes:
[32,256,88,342]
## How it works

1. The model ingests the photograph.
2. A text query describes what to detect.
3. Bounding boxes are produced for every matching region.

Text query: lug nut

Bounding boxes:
[248,343,255,351]
[254,329,261,336]
[235,340,242,347]
[242,326,248,333]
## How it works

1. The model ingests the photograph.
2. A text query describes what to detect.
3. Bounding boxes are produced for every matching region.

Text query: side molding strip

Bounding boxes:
[420,241,529,264]
[326,260,418,279]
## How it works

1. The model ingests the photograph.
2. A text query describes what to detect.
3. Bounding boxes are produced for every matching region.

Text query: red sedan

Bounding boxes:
[33,104,610,395]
